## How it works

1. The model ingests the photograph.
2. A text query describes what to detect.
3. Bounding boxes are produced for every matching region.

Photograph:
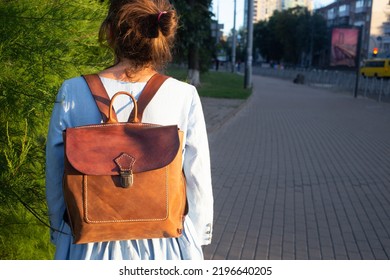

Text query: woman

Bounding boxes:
[45,0,213,260]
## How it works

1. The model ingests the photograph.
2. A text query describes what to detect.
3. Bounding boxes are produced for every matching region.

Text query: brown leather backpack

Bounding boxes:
[62,74,187,244]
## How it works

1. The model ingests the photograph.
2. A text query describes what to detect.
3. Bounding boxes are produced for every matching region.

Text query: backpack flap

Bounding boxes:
[64,123,181,182]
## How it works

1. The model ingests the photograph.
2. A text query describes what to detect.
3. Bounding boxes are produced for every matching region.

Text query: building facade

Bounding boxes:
[283,0,313,11]
[370,0,390,56]
[256,0,282,21]
[245,0,312,23]
[317,0,390,59]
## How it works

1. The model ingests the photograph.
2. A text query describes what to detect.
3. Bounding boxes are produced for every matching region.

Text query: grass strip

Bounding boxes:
[166,66,251,100]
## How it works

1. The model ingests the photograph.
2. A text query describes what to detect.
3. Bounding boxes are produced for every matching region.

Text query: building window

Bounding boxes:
[356,0,363,8]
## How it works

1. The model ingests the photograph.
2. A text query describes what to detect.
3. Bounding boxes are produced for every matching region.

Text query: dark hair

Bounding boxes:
[99,0,178,73]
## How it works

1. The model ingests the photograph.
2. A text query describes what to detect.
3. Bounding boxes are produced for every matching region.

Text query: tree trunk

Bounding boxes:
[187,44,200,87]
[188,69,200,87]
[186,0,201,87]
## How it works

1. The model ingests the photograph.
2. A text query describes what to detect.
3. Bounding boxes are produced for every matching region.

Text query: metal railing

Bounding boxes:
[253,66,390,103]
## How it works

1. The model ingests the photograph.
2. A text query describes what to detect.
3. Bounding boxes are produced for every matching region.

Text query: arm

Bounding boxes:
[45,83,70,244]
[183,88,214,246]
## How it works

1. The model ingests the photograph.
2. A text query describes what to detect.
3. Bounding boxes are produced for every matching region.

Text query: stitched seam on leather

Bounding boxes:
[83,175,89,222]
[84,171,169,223]
[114,153,135,171]
[164,166,169,220]
[72,123,160,129]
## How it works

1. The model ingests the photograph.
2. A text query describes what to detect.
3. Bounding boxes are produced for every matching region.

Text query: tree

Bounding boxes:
[172,0,213,86]
[272,7,310,65]
[253,6,328,67]
[310,12,329,67]
[0,0,110,259]
[253,19,284,63]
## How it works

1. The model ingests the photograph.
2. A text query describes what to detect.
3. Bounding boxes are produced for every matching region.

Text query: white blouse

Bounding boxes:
[45,75,213,259]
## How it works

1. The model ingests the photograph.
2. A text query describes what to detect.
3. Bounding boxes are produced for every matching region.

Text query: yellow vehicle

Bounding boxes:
[360,58,390,78]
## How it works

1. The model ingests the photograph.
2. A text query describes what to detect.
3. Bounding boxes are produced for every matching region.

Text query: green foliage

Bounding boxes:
[0,120,54,259]
[0,0,111,259]
[0,205,55,260]
[172,0,214,72]
[254,19,283,63]
[4,121,31,176]
[253,6,328,67]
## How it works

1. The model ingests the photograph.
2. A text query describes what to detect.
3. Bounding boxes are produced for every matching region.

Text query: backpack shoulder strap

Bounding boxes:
[82,73,169,123]
[128,73,169,122]
[82,74,116,123]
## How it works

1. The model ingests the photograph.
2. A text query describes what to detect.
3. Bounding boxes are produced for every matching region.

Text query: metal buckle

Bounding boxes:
[120,170,133,188]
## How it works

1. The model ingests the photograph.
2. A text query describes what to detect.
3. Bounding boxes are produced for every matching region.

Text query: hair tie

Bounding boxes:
[157,11,167,22]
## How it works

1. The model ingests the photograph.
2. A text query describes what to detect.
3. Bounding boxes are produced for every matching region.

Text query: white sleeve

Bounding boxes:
[183,88,214,246]
[45,82,70,244]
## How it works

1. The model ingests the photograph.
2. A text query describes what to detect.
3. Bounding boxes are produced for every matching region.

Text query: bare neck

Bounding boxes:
[99,61,157,83]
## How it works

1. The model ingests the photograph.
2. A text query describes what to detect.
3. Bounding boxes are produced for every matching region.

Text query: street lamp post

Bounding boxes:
[231,0,237,73]
[354,26,362,98]
[244,0,253,88]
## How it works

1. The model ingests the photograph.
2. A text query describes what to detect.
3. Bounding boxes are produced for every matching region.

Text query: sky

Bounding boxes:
[212,0,336,35]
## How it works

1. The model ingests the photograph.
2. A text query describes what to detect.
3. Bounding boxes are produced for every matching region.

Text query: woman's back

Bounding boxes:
[45,0,213,260]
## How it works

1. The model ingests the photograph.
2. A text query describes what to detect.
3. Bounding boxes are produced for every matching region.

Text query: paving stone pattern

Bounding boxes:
[201,75,390,260]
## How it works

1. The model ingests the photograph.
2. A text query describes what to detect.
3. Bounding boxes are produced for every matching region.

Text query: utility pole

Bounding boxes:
[244,0,253,88]
[354,26,362,98]
[231,0,237,73]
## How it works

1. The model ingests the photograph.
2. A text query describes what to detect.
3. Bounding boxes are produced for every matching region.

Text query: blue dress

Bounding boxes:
[45,76,214,260]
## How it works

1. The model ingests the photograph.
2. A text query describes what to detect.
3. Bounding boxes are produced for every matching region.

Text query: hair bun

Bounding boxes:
[139,11,171,39]
[99,0,178,72]
[139,14,159,38]
[156,10,171,37]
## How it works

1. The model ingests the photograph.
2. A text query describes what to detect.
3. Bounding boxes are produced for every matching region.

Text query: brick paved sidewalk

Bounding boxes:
[202,74,390,260]
[201,97,246,133]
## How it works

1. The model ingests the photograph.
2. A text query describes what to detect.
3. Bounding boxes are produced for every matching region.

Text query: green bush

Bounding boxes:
[0,205,55,260]
[0,0,110,260]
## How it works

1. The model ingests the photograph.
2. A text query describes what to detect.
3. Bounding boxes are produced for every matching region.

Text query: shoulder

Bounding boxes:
[162,77,198,96]
[54,76,98,117]
[54,76,102,125]
[55,76,90,101]
[59,76,88,92]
